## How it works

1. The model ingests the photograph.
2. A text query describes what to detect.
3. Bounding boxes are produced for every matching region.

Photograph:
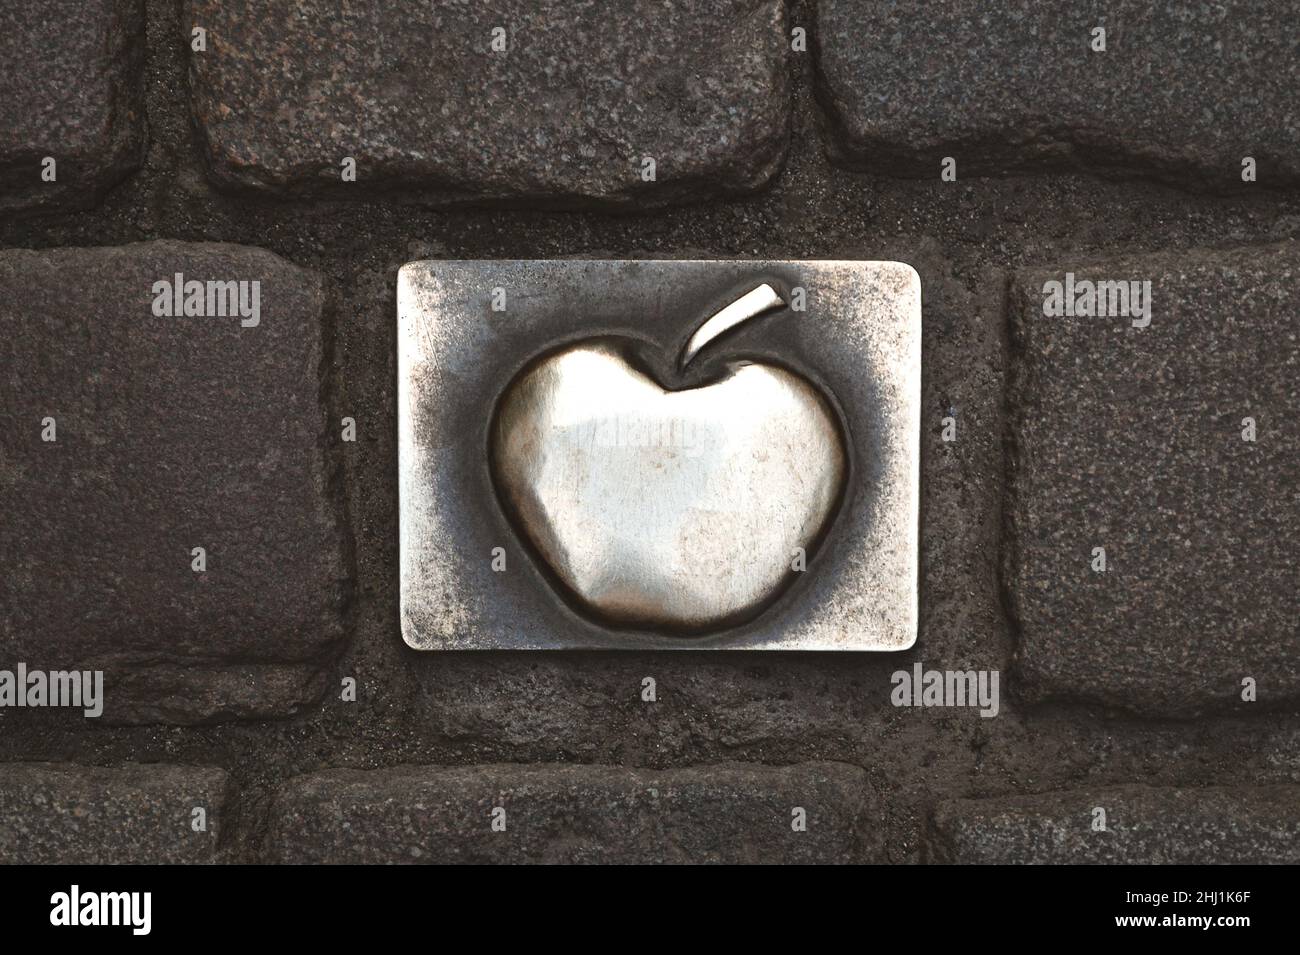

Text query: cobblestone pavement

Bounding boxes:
[1,0,1296,863]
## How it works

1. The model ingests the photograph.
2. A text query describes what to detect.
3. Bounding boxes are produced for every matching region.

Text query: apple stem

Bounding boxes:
[678,283,787,370]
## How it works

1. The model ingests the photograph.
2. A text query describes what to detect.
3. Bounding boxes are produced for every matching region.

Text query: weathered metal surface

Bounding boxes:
[398,259,920,650]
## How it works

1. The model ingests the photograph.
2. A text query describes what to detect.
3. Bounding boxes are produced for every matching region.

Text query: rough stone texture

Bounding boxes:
[0,241,348,724]
[186,0,791,207]
[0,0,145,213]
[267,762,874,863]
[815,0,1300,189]
[0,762,230,863]
[1006,242,1300,715]
[0,0,1298,865]
[929,785,1300,864]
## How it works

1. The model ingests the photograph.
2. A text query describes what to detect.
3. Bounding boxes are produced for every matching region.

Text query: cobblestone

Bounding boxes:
[187,0,791,207]
[815,0,1300,188]
[1007,242,1300,714]
[0,0,145,213]
[267,762,874,863]
[929,784,1300,864]
[0,241,348,723]
[0,762,229,864]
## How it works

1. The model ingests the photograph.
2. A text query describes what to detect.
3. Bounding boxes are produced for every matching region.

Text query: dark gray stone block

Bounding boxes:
[930,785,1300,864]
[815,0,1300,188]
[1006,242,1300,714]
[0,0,145,213]
[0,241,348,723]
[186,0,791,207]
[267,762,874,863]
[0,763,230,864]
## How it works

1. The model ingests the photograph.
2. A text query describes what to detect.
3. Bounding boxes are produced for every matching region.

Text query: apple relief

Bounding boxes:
[490,283,848,633]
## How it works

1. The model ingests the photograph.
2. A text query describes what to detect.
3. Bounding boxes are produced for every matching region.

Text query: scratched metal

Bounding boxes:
[398,260,920,650]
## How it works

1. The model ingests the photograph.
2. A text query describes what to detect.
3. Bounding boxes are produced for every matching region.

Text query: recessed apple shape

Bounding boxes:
[490,284,847,632]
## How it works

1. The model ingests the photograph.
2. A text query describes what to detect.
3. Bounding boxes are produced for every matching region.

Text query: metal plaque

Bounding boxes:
[398,260,920,651]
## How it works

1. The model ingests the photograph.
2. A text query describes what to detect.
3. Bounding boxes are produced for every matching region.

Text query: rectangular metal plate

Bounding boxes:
[398,259,920,650]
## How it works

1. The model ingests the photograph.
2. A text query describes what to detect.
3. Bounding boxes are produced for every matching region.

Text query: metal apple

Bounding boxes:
[490,284,847,632]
